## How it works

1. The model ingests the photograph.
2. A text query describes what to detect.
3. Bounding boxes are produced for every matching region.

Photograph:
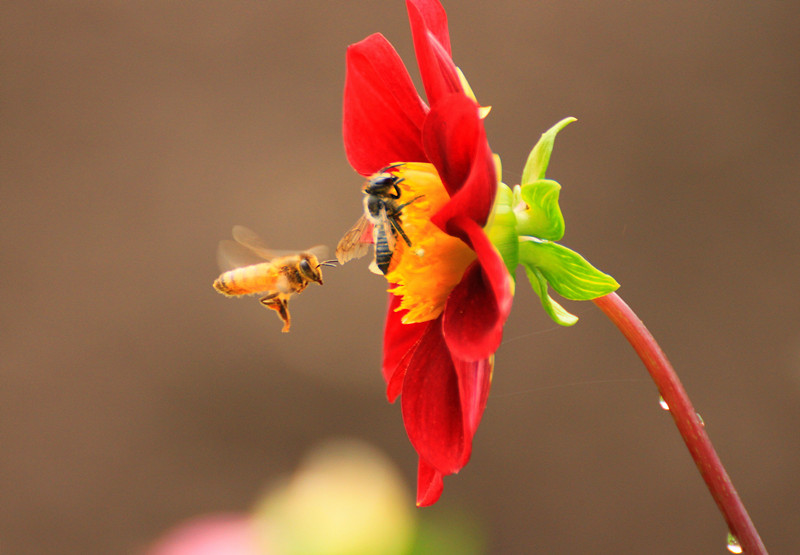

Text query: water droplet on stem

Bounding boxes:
[726,531,742,553]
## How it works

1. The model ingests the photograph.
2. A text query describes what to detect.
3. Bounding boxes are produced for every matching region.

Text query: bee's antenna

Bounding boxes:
[380,162,405,173]
[317,260,338,268]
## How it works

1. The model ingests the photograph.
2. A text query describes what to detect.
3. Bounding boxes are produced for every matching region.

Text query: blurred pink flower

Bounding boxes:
[145,514,262,555]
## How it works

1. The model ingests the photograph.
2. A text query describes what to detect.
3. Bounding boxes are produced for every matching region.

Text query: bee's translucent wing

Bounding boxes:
[233,225,323,260]
[232,225,277,260]
[306,244,330,262]
[335,215,372,265]
[215,225,275,271]
[216,239,267,272]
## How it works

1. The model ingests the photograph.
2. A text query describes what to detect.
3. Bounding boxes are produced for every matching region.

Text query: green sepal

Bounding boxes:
[523,265,579,326]
[485,182,519,277]
[519,237,619,301]
[521,117,576,184]
[515,179,565,241]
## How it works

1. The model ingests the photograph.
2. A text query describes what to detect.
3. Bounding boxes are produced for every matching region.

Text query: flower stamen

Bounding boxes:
[384,163,476,323]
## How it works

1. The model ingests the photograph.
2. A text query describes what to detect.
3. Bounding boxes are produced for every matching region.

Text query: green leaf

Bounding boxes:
[515,179,565,241]
[519,237,619,300]
[485,183,519,275]
[523,265,579,326]
[521,117,576,184]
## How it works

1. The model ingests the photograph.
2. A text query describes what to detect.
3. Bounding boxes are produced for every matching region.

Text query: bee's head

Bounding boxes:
[364,167,405,198]
[298,255,324,285]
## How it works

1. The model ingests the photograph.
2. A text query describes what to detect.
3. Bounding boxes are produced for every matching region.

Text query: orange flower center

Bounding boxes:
[384,163,476,324]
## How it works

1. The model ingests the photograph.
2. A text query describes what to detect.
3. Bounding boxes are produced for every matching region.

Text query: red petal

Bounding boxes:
[382,293,429,402]
[423,94,496,226]
[441,217,512,361]
[401,320,465,474]
[416,457,445,507]
[408,4,461,106]
[343,34,429,175]
[406,0,451,55]
[454,356,493,448]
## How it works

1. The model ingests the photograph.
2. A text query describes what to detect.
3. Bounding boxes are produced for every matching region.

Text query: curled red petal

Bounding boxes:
[441,217,512,361]
[383,293,429,402]
[416,457,445,507]
[424,94,496,226]
[454,356,493,453]
[343,33,429,175]
[409,355,493,508]
[401,320,465,475]
[408,4,461,106]
[406,0,451,55]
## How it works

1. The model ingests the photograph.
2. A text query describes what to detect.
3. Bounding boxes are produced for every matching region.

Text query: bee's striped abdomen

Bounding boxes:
[374,225,394,275]
[213,263,275,296]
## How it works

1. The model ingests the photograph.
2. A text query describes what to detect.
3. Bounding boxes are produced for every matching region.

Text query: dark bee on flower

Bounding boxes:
[336,164,421,274]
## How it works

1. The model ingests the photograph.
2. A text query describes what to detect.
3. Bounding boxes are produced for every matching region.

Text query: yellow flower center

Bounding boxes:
[384,162,476,324]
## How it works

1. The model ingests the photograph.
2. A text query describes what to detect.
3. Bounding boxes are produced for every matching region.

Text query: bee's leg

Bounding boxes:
[389,217,413,246]
[259,293,291,333]
[395,194,424,212]
[390,195,425,245]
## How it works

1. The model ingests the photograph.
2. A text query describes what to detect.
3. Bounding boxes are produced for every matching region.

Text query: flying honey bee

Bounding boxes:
[336,164,422,275]
[213,225,333,332]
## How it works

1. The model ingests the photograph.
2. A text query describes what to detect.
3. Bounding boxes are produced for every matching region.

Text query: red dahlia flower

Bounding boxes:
[335,1,763,551]
[342,0,513,506]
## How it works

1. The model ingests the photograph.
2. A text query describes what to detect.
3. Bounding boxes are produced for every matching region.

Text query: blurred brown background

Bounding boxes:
[2,1,798,553]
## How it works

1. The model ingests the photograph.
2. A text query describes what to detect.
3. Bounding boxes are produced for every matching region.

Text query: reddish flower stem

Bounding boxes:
[592,292,766,554]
